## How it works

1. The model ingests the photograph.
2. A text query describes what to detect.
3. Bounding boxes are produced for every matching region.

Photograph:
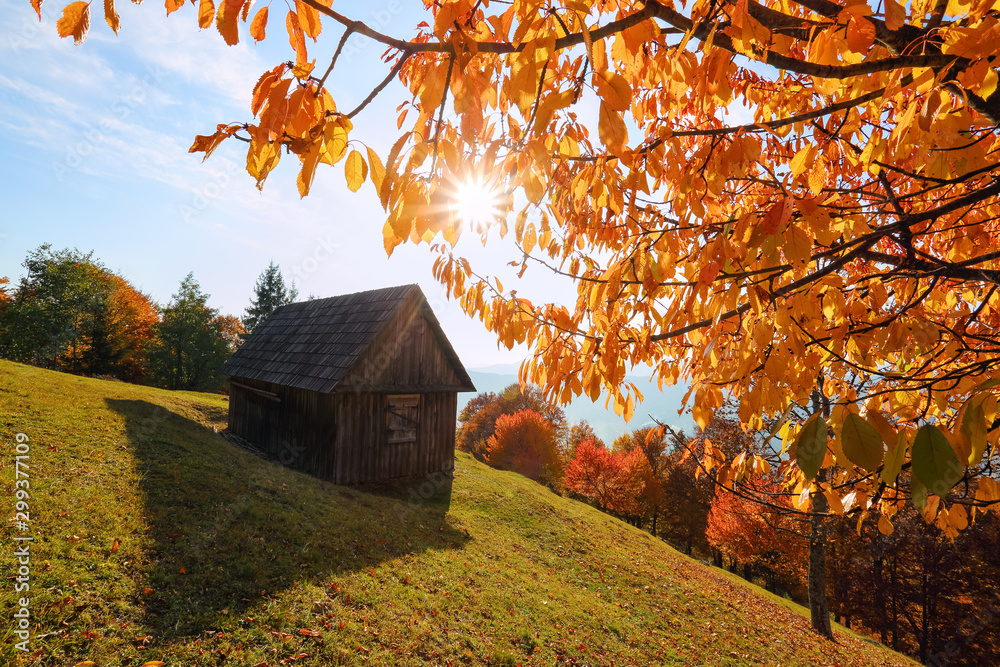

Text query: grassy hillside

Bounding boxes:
[0,361,917,666]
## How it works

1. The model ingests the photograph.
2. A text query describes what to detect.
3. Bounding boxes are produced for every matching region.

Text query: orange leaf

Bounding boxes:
[197,0,215,29]
[141,662,166,667]
[216,0,246,46]
[844,14,875,54]
[295,0,321,39]
[697,261,721,286]
[178,566,186,574]
[111,538,120,552]
[104,0,120,34]
[31,0,43,20]
[165,0,184,15]
[286,10,308,64]
[298,628,322,637]
[884,0,906,31]
[57,1,91,45]
[761,197,792,234]
[143,587,155,595]
[249,6,268,42]
[597,101,627,153]
[594,70,632,111]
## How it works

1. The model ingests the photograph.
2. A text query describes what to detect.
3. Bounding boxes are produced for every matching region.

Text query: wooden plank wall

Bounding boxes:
[339,297,464,391]
[227,378,337,477]
[332,391,456,485]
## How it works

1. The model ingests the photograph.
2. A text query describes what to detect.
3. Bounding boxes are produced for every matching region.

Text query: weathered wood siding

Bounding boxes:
[227,377,338,478]
[228,382,458,485]
[338,295,465,391]
[331,391,456,484]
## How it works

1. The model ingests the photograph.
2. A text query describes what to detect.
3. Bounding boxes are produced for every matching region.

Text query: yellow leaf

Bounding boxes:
[197,0,214,29]
[249,6,268,42]
[949,503,968,531]
[216,0,246,46]
[789,145,814,178]
[366,146,385,192]
[57,1,91,45]
[104,0,120,34]
[141,662,166,667]
[824,489,845,514]
[878,514,894,535]
[597,101,627,153]
[75,663,96,667]
[881,429,908,485]
[807,157,826,195]
[345,149,367,192]
[840,413,885,473]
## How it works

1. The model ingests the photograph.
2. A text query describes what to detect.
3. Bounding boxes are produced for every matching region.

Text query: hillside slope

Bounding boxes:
[0,361,917,666]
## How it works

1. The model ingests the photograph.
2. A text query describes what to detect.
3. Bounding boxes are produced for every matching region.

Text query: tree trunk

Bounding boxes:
[809,476,834,640]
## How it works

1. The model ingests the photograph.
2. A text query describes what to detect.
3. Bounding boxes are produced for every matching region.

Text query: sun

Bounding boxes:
[451,178,502,228]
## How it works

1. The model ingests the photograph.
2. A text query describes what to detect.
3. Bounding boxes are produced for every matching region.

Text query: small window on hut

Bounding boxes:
[386,394,419,444]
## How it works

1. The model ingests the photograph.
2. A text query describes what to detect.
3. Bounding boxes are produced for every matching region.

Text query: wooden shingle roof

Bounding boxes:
[222,284,475,394]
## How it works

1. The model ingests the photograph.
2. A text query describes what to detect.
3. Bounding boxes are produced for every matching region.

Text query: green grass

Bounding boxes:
[0,360,919,666]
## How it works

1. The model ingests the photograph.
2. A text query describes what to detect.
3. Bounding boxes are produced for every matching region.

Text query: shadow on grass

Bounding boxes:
[106,399,468,639]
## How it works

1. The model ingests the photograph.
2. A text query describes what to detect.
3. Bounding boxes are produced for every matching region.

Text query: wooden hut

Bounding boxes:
[221,284,476,484]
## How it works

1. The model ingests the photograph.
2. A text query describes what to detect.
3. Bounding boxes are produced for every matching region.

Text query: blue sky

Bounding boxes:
[0,0,576,369]
[0,0,696,431]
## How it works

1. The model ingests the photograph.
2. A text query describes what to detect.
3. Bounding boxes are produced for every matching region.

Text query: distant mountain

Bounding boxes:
[463,370,695,444]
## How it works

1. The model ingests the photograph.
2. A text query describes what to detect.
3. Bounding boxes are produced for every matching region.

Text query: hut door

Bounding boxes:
[386,394,420,444]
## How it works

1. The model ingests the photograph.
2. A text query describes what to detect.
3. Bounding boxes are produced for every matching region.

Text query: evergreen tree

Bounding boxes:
[242,261,297,334]
[150,273,232,391]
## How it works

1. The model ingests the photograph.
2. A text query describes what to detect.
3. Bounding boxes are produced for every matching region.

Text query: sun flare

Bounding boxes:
[451,179,502,228]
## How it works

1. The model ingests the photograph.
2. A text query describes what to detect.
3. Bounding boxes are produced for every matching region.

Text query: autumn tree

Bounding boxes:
[485,408,564,488]
[565,440,623,511]
[77,275,160,381]
[243,261,297,334]
[457,383,567,459]
[0,245,111,370]
[41,0,1000,637]
[564,420,605,461]
[706,482,808,594]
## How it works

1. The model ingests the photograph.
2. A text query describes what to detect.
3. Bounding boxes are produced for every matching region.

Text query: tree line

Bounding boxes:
[0,246,298,391]
[460,388,1000,666]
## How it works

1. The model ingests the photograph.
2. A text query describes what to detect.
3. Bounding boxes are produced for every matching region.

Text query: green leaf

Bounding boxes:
[841,412,885,473]
[795,414,827,481]
[881,429,908,485]
[911,424,963,497]
[911,476,927,511]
